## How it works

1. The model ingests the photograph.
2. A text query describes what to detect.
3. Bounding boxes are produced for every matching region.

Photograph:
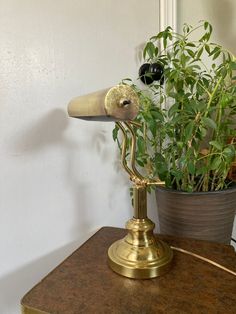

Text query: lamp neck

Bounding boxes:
[133,185,147,219]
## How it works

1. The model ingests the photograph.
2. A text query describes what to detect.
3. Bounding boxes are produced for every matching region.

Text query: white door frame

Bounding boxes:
[159,0,177,32]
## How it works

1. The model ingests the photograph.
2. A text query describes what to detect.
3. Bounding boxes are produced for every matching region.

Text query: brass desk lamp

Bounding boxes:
[68,85,173,279]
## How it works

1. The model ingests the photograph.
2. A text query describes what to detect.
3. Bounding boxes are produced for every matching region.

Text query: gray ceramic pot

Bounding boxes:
[155,186,236,244]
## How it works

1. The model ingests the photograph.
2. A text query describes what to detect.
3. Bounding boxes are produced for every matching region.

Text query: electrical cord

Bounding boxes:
[231,237,236,243]
[171,246,236,277]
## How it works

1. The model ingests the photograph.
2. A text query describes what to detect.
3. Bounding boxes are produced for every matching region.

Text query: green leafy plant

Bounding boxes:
[113,21,236,192]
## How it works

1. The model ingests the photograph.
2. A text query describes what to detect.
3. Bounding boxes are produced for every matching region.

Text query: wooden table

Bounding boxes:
[21,227,236,314]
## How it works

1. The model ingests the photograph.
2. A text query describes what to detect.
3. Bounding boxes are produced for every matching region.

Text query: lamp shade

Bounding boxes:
[68,85,139,121]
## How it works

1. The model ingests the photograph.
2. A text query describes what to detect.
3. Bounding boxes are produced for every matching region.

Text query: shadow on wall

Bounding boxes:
[13,108,109,238]
[13,108,90,237]
[15,107,110,156]
[15,108,71,152]
[0,231,96,314]
[13,105,125,236]
[206,0,236,53]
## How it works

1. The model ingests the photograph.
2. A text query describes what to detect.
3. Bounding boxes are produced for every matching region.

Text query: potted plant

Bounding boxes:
[113,21,236,243]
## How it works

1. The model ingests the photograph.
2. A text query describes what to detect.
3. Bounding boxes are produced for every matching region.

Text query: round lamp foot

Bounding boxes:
[108,218,173,279]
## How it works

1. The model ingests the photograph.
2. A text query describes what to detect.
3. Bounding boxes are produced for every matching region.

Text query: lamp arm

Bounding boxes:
[124,122,146,182]
[116,121,165,187]
[116,122,135,179]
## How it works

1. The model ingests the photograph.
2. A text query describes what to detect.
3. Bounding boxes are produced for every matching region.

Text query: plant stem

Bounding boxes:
[205,76,223,116]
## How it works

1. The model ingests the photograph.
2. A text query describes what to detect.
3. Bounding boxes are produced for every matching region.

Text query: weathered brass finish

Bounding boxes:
[68,85,139,121]
[108,185,173,279]
[67,86,173,279]
[107,121,172,278]
[133,185,147,219]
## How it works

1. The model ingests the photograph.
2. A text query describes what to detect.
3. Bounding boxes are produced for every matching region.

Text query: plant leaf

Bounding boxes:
[209,141,222,150]
[210,156,221,170]
[112,127,119,141]
[202,117,217,129]
[184,121,194,141]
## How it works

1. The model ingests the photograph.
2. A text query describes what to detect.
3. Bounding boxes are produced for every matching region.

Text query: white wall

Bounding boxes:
[177,0,236,54]
[0,1,159,313]
[177,0,236,245]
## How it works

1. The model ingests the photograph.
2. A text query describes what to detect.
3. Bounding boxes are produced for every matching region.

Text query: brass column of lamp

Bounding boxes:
[68,85,173,279]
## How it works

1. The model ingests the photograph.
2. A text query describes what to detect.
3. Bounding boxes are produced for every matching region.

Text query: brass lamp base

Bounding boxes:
[108,217,173,279]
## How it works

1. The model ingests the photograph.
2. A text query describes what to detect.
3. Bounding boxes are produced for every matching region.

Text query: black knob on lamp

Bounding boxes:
[139,63,153,85]
[150,63,164,81]
[139,62,164,85]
